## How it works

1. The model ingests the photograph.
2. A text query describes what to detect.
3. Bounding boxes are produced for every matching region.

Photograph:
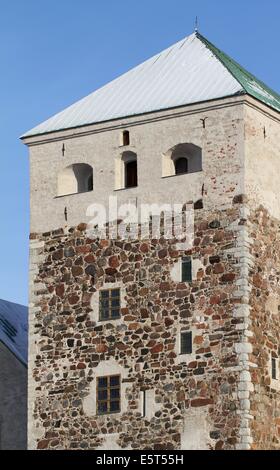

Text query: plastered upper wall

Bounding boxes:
[24,97,245,233]
[244,98,280,219]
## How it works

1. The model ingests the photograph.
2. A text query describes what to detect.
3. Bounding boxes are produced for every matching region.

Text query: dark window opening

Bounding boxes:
[167,143,202,176]
[142,390,146,417]
[272,357,277,380]
[125,160,138,188]
[175,157,188,175]
[181,331,192,355]
[99,289,120,321]
[87,174,93,192]
[97,375,120,415]
[194,199,203,210]
[182,257,192,282]
[123,131,130,146]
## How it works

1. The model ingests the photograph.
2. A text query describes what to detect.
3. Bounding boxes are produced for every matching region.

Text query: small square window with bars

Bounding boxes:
[182,257,192,282]
[99,288,120,321]
[180,331,192,355]
[97,375,121,415]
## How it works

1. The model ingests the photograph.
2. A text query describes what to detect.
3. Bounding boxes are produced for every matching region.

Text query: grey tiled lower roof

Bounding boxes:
[0,299,28,365]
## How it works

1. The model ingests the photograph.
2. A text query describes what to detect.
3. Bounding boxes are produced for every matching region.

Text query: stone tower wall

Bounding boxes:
[28,202,254,450]
[247,207,280,449]
[26,97,280,450]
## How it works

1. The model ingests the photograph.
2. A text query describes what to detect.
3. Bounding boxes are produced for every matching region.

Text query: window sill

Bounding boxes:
[114,186,138,192]
[98,317,121,322]
[119,144,135,149]
[161,170,203,179]
[54,189,93,199]
[270,378,280,391]
[96,410,121,416]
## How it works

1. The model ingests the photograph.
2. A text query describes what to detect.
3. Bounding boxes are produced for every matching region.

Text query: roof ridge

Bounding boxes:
[196,32,280,113]
[196,32,246,93]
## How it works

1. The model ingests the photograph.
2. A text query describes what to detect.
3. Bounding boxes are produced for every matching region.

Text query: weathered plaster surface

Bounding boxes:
[244,101,280,218]
[25,97,245,233]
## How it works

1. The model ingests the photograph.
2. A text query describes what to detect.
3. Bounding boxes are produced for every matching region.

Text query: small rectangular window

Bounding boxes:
[97,375,121,415]
[122,131,130,146]
[182,257,192,282]
[99,288,120,321]
[272,357,277,380]
[181,331,192,355]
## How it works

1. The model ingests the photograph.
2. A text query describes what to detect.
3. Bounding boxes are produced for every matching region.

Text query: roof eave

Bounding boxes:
[21,92,247,144]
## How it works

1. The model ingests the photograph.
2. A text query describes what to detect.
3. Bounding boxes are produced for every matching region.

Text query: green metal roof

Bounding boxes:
[197,32,280,113]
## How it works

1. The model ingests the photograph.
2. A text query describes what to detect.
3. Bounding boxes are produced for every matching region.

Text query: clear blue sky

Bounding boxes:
[0,0,279,305]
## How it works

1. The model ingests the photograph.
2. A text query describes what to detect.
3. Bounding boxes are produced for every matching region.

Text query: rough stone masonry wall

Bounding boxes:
[28,203,252,450]
[247,206,280,449]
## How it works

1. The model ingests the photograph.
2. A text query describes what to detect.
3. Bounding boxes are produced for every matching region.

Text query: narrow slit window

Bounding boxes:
[182,257,192,282]
[181,331,192,355]
[141,390,146,417]
[97,375,121,415]
[99,288,120,321]
[122,131,130,146]
[272,356,277,380]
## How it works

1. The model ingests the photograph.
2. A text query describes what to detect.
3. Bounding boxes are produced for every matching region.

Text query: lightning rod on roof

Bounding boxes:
[195,16,199,33]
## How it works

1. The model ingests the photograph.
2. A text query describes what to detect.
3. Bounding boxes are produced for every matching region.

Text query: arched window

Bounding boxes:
[162,143,202,177]
[125,160,137,188]
[57,163,93,197]
[115,151,138,190]
[175,157,188,175]
[122,131,130,146]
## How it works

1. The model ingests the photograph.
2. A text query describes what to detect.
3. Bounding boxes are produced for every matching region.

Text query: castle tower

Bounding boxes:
[22,32,280,450]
